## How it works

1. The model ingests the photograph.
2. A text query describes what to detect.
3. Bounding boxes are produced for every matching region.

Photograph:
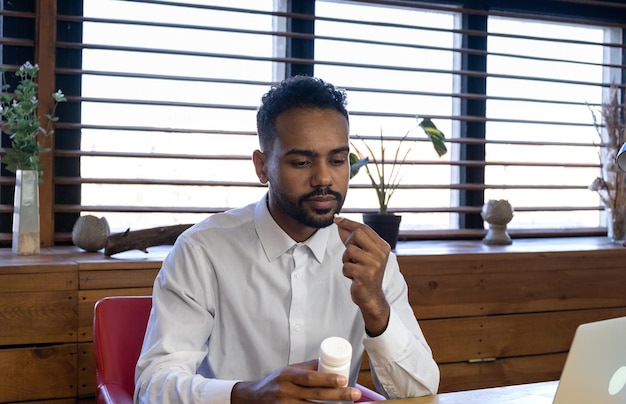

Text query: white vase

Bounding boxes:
[12,169,40,255]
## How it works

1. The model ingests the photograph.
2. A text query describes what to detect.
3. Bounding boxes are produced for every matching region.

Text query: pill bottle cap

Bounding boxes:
[319,336,352,367]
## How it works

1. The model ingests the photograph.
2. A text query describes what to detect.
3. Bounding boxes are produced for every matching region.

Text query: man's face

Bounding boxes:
[254,107,350,241]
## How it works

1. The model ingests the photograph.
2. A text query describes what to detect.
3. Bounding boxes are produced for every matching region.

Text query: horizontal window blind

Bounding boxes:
[0,4,37,243]
[1,0,625,246]
[312,0,626,234]
[56,0,279,238]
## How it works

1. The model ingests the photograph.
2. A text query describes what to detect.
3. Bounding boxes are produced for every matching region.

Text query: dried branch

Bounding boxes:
[589,84,626,209]
[104,224,193,256]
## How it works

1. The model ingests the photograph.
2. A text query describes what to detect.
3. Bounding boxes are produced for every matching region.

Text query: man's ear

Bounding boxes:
[252,149,269,184]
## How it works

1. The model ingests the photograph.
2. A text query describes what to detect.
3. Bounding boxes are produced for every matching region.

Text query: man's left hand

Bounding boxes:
[335,216,391,336]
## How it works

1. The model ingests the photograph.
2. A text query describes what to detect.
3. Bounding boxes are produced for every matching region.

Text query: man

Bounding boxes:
[135,76,439,403]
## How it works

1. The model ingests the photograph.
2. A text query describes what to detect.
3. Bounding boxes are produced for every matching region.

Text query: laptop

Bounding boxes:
[553,315,626,403]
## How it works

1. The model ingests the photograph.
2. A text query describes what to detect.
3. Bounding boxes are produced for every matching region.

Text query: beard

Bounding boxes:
[271,186,345,229]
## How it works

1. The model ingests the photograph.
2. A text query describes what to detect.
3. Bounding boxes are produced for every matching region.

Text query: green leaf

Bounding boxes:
[418,117,447,157]
[349,153,368,179]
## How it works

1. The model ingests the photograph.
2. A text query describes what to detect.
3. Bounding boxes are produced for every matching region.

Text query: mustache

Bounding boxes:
[300,187,342,202]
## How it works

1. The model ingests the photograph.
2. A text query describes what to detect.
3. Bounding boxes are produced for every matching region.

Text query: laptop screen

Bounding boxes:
[553,316,626,404]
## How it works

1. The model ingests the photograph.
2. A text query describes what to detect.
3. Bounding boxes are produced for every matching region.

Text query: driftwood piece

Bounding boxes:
[104,224,193,256]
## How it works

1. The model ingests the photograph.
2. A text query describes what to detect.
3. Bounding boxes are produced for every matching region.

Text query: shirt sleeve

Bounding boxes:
[362,256,440,398]
[134,236,238,404]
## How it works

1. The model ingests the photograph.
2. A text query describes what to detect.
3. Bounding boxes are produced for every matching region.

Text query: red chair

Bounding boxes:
[94,296,152,404]
[93,295,385,403]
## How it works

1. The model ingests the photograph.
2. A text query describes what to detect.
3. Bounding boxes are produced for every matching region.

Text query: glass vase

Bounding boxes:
[606,208,626,244]
[12,169,40,255]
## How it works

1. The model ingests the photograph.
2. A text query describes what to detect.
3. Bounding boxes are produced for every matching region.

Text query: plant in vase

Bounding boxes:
[0,61,66,254]
[1,61,66,178]
[350,117,447,248]
[588,85,626,243]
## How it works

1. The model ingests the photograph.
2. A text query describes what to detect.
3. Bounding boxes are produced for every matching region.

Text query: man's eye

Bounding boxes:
[292,160,310,167]
[330,157,347,166]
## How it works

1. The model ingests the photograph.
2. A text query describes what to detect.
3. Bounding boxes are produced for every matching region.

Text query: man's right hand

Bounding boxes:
[230,359,362,403]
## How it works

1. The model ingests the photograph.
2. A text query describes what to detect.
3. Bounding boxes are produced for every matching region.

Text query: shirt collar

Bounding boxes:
[254,193,331,263]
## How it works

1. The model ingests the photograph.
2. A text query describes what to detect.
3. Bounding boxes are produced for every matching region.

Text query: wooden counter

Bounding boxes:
[395,237,626,393]
[1,238,625,401]
[0,246,166,403]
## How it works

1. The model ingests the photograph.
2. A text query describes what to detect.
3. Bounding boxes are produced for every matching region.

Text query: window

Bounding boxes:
[314,1,457,231]
[1,0,625,246]
[485,17,613,230]
[78,0,277,230]
[312,1,624,234]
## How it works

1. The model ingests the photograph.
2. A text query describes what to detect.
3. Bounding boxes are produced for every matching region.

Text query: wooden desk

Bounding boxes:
[370,381,558,403]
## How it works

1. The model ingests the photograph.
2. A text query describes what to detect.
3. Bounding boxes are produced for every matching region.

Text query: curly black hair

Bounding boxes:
[256,76,349,152]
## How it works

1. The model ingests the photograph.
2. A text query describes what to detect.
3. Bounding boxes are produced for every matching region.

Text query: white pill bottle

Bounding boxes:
[317,336,352,387]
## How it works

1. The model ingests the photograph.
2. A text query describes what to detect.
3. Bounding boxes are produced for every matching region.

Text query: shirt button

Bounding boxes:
[294,324,302,332]
[296,272,303,279]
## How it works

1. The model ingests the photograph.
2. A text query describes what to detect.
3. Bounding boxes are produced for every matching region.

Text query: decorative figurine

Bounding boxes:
[481,199,514,245]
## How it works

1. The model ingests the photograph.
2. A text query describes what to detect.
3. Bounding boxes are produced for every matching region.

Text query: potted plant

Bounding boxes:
[0,61,66,254]
[350,117,447,248]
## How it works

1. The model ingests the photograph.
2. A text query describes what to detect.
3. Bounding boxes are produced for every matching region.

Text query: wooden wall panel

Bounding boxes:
[0,344,77,402]
[79,342,96,397]
[0,290,77,345]
[0,272,76,293]
[421,307,626,363]
[78,288,153,343]
[358,350,377,392]
[79,268,159,290]
[406,266,626,319]
[438,353,567,393]
[394,239,626,392]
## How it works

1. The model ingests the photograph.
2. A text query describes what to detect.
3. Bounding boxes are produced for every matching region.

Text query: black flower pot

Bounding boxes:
[363,213,402,249]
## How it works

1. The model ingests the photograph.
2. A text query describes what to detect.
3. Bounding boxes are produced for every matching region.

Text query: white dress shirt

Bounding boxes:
[134,195,439,403]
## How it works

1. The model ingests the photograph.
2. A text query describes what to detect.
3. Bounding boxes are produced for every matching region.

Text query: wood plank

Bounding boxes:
[0,344,77,402]
[420,307,626,363]
[357,351,376,391]
[1,245,168,270]
[0,272,76,293]
[77,288,153,342]
[35,0,58,246]
[398,246,626,276]
[79,269,159,290]
[0,291,77,345]
[75,245,169,271]
[438,353,567,393]
[357,370,376,394]
[408,267,626,319]
[0,256,76,274]
[395,237,626,258]
[78,342,96,397]
[21,400,81,404]
[77,259,164,271]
